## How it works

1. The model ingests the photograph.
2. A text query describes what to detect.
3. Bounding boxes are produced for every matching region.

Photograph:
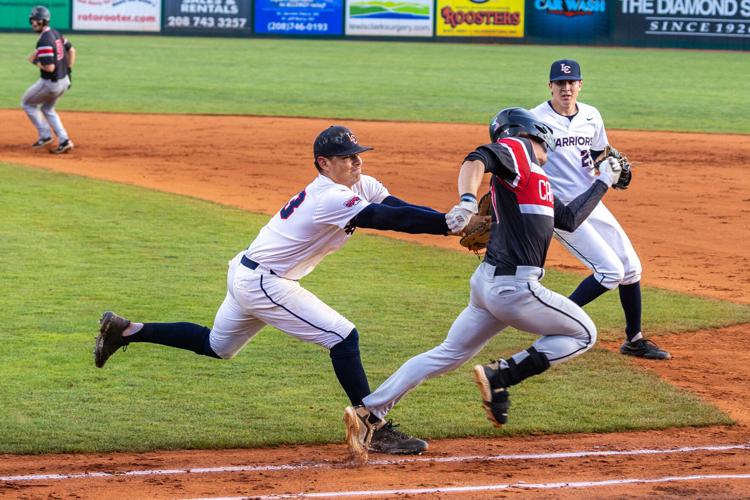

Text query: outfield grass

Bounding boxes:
[0,163,743,454]
[1,34,748,133]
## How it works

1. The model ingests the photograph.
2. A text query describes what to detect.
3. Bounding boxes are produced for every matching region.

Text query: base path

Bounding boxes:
[1,110,749,498]
[1,110,748,303]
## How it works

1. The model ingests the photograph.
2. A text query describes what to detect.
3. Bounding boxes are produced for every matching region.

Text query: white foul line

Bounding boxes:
[182,474,750,499]
[1,442,748,483]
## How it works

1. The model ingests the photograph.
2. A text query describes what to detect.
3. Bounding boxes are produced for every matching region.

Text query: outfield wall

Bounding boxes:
[1,0,748,50]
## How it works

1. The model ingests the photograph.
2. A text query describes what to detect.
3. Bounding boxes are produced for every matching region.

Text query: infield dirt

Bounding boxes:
[1,110,748,498]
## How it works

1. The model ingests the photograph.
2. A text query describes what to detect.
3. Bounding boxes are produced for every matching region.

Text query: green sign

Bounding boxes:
[0,0,70,30]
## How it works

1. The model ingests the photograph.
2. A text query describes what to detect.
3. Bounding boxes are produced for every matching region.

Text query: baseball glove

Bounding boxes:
[596,145,632,190]
[459,192,493,253]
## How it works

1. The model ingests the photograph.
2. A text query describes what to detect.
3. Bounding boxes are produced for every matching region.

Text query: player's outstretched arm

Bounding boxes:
[554,156,622,231]
[353,203,449,235]
[380,195,440,213]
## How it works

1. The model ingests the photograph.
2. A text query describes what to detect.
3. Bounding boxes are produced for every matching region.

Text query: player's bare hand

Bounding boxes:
[446,200,478,234]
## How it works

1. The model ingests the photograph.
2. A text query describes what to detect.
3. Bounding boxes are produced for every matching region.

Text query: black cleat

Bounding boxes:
[51,139,74,154]
[94,311,130,368]
[473,361,511,427]
[369,421,428,455]
[32,137,53,149]
[620,338,671,360]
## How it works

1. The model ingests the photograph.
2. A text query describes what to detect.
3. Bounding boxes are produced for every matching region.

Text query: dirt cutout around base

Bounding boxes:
[1,110,749,498]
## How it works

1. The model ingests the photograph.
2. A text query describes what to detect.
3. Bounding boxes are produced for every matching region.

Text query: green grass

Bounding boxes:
[0,162,743,454]
[1,34,748,132]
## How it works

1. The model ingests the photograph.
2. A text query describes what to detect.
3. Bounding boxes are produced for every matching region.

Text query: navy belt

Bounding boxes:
[494,266,517,276]
[241,255,276,275]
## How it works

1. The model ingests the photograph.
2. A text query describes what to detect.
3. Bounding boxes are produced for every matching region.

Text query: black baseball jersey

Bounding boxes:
[35,27,71,81]
[465,137,608,270]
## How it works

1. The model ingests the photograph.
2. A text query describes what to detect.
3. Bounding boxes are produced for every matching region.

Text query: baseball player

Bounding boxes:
[94,125,460,455]
[22,5,75,154]
[344,108,624,460]
[530,59,670,360]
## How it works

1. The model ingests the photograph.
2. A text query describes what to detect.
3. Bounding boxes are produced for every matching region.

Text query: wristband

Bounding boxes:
[460,193,477,203]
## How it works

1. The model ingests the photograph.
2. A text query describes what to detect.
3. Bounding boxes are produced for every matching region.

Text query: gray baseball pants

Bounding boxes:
[21,77,70,142]
[362,263,597,419]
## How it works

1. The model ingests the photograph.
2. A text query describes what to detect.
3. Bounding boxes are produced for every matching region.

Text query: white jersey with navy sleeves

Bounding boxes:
[246,174,389,280]
[529,101,608,202]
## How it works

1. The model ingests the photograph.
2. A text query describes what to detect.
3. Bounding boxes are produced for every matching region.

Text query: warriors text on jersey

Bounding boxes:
[464,137,607,271]
[35,26,71,81]
[530,101,608,202]
[246,174,389,280]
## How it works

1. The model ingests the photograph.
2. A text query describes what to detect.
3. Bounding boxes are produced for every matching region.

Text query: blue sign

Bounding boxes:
[254,0,344,35]
[526,0,608,41]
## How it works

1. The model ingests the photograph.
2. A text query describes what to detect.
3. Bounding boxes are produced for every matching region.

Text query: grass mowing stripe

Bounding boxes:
[1,34,747,133]
[0,162,740,454]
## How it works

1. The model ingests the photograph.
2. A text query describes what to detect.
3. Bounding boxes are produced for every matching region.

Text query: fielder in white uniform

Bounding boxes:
[94,125,457,455]
[343,108,625,461]
[529,59,670,360]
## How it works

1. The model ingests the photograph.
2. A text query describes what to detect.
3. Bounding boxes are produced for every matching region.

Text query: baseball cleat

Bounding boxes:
[473,362,511,427]
[51,139,73,154]
[32,137,53,149]
[620,338,671,360]
[343,406,374,464]
[369,421,428,455]
[94,311,131,368]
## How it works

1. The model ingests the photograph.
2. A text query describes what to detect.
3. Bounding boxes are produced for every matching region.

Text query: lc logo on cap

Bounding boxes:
[313,125,373,158]
[550,59,582,81]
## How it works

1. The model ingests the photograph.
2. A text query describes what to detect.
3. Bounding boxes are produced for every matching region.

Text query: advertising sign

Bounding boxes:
[254,0,344,35]
[526,0,608,41]
[345,0,433,36]
[436,0,524,37]
[1,0,71,29]
[615,0,750,47]
[73,0,161,31]
[164,0,251,34]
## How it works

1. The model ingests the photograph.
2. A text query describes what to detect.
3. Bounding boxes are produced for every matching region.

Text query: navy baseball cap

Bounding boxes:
[313,126,373,158]
[550,59,582,81]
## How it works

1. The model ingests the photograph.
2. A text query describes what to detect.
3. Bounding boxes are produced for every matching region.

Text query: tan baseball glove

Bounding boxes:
[459,192,493,253]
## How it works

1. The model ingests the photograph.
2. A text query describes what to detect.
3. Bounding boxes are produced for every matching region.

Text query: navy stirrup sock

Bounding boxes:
[569,274,609,307]
[619,281,643,341]
[127,322,220,358]
[330,328,370,406]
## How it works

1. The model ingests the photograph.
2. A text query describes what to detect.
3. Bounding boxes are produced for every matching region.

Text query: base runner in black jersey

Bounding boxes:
[343,108,624,461]
[22,5,76,154]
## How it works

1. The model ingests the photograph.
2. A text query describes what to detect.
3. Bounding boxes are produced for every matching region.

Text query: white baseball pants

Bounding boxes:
[21,77,70,142]
[554,201,642,288]
[208,252,355,359]
[362,263,597,419]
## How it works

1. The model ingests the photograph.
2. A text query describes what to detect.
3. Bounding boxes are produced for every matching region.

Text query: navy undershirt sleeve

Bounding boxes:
[354,203,448,235]
[380,195,440,213]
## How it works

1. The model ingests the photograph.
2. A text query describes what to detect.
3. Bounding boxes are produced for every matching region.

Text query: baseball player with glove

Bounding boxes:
[344,108,623,461]
[23,6,75,154]
[529,59,670,360]
[95,125,460,456]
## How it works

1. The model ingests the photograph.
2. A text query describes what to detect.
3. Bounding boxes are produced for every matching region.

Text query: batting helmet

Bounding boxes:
[29,5,51,23]
[489,107,556,152]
